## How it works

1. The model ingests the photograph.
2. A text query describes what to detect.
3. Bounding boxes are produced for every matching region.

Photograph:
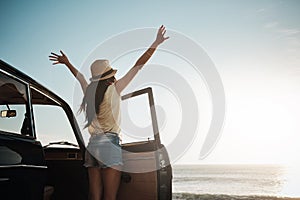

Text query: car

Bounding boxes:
[0,59,172,200]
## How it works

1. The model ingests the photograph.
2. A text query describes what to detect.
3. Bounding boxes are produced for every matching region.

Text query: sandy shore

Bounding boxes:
[172,193,300,200]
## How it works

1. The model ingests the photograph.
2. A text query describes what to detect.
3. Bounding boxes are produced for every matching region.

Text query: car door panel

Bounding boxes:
[0,132,46,200]
[43,147,88,200]
[118,145,158,200]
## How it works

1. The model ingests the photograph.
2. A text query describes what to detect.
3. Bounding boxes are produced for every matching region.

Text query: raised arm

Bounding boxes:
[49,50,88,94]
[115,25,169,94]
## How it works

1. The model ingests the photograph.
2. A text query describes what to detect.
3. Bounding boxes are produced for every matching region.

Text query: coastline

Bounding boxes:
[172,164,300,199]
[172,193,300,200]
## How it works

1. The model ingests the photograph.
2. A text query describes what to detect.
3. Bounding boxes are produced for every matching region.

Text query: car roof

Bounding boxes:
[0,59,65,105]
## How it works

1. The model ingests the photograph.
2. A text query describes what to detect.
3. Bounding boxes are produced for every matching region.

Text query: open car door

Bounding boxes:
[118,88,172,200]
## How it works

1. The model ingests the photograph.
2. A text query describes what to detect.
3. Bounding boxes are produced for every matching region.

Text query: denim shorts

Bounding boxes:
[84,132,123,168]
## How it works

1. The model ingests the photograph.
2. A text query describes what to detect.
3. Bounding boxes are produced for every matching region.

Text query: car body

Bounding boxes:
[0,60,172,200]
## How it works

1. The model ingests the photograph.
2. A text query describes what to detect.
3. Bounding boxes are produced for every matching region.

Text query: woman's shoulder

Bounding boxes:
[106,83,120,97]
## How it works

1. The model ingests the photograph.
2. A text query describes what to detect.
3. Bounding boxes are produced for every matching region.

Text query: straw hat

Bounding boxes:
[89,59,117,82]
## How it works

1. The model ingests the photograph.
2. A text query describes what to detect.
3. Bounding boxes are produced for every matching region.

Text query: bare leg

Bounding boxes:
[88,167,103,200]
[102,166,121,200]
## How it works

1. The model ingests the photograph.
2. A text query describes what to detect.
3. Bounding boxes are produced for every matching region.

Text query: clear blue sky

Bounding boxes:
[1,0,300,165]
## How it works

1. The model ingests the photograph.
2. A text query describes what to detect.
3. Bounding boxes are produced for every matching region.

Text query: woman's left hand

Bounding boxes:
[154,25,169,45]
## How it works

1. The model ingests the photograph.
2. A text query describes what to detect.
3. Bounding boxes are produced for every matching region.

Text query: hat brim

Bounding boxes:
[90,69,117,82]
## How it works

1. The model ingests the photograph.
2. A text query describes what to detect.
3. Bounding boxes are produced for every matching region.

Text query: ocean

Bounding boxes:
[172,165,300,200]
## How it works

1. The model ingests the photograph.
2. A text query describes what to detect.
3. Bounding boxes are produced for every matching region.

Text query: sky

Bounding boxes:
[1,0,300,166]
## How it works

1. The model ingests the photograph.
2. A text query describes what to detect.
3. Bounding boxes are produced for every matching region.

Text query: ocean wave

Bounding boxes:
[173,176,281,184]
[172,193,300,200]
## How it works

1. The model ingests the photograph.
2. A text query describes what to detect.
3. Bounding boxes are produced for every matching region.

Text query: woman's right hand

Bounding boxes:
[49,50,70,65]
[154,25,169,46]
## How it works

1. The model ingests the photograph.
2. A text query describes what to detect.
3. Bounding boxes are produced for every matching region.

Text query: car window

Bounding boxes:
[0,72,32,136]
[31,88,78,147]
[120,94,154,144]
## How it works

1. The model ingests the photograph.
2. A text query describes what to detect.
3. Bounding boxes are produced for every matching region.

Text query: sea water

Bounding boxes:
[172,164,300,199]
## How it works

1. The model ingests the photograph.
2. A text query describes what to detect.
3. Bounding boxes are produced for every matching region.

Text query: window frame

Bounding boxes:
[30,86,80,147]
[121,87,161,149]
[0,69,35,139]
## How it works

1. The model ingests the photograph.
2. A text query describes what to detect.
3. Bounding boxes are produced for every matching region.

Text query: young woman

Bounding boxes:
[49,25,169,200]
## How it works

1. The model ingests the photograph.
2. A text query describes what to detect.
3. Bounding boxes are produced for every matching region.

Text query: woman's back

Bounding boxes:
[88,84,121,135]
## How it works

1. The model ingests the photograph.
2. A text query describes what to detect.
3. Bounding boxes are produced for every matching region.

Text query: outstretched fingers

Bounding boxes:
[49,52,61,65]
[48,50,69,65]
[49,55,58,59]
[50,52,60,57]
[158,25,169,42]
[159,25,165,34]
[60,50,65,56]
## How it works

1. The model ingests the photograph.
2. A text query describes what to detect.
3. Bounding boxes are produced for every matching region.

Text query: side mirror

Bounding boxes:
[1,110,17,118]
